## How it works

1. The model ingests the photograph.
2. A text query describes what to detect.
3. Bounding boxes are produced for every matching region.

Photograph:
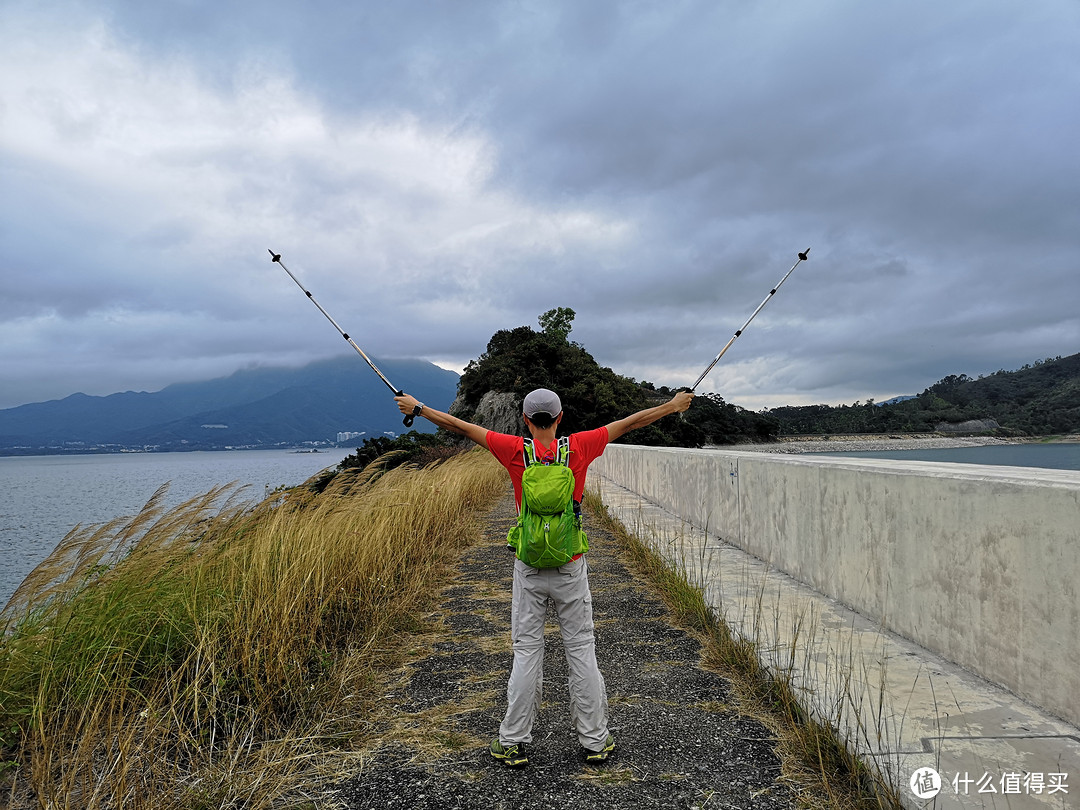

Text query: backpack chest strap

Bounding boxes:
[522,436,570,468]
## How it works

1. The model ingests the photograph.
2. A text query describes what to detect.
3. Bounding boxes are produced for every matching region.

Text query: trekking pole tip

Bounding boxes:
[268,249,281,262]
[798,247,810,261]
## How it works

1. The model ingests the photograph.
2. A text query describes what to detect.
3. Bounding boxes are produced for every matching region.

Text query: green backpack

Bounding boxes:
[506,437,589,568]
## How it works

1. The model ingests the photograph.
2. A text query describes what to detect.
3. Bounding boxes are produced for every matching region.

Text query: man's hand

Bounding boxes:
[395,393,421,416]
[671,390,695,412]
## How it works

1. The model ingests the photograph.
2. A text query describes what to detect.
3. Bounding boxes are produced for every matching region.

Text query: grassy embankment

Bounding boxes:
[0,448,504,809]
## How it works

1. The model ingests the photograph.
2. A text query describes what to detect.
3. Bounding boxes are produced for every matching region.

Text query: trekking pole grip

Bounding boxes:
[398,390,416,428]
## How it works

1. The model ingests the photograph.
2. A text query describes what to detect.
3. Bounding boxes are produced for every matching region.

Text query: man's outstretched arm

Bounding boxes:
[604,391,694,442]
[394,394,490,450]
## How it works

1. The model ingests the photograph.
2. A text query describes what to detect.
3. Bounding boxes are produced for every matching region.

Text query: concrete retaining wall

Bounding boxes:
[589,445,1080,728]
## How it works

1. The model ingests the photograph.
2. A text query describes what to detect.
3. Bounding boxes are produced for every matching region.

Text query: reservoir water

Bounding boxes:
[811,441,1080,471]
[1,449,353,609]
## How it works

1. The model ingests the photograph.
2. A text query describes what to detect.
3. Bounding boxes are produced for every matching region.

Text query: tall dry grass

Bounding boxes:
[0,449,505,809]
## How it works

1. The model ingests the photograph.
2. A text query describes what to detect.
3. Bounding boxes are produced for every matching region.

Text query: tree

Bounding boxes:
[538,307,576,342]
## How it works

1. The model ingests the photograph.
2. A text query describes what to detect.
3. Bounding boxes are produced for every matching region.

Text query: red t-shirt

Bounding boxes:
[486,427,610,509]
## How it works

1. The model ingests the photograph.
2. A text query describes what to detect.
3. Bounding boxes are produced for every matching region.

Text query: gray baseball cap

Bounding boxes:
[522,388,562,419]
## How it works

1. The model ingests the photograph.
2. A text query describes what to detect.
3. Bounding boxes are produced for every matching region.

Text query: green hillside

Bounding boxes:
[457,309,777,446]
[767,353,1080,436]
[388,309,778,456]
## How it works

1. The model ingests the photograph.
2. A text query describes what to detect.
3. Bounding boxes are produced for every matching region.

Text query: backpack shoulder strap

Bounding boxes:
[522,438,536,468]
[556,436,570,466]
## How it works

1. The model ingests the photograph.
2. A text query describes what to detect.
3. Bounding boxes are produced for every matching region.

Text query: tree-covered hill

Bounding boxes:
[453,308,776,446]
[767,353,1080,436]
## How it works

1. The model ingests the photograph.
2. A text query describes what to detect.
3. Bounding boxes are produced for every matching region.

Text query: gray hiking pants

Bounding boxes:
[499,555,610,750]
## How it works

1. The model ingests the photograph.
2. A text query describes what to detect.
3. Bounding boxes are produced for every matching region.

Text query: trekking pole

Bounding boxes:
[691,248,809,391]
[269,249,417,427]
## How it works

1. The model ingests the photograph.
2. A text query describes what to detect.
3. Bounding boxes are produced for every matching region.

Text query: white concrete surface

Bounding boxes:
[589,446,1080,728]
[587,447,1080,809]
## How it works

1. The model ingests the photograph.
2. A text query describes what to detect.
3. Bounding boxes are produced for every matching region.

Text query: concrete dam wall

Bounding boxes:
[589,444,1080,729]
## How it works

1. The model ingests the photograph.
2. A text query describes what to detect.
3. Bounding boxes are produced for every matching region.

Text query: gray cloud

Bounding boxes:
[1,0,1078,412]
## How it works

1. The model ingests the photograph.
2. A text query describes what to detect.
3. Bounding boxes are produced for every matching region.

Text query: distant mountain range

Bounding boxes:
[0,357,459,455]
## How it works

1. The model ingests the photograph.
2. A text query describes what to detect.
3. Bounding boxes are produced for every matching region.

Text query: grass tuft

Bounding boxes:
[1,449,505,809]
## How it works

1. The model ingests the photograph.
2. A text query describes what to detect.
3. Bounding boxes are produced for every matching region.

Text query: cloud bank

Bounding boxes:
[2,0,1078,411]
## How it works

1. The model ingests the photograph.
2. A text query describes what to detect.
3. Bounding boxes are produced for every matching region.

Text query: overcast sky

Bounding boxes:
[2,0,1078,413]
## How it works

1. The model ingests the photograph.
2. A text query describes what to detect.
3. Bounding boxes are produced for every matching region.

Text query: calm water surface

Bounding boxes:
[1,449,352,607]
[812,442,1080,471]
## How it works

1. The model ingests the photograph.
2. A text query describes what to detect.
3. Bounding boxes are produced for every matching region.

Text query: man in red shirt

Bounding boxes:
[395,387,694,767]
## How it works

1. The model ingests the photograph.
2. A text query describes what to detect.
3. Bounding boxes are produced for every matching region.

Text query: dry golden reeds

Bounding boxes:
[0,449,505,809]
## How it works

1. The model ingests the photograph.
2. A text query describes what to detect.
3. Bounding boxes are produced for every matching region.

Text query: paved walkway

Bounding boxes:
[590,473,1080,810]
[332,488,810,810]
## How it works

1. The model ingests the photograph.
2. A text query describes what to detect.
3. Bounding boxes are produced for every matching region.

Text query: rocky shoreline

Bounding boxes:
[717,434,1055,454]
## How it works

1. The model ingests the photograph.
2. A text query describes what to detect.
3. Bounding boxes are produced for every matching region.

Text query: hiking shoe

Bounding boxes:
[583,734,615,763]
[490,738,529,768]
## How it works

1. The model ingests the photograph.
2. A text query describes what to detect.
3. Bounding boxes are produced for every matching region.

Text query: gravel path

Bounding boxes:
[331,487,801,810]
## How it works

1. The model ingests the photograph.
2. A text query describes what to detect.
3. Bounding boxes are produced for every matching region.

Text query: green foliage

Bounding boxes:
[312,431,462,491]
[689,392,779,444]
[538,306,576,342]
[458,322,637,436]
[457,312,778,446]
[338,431,449,471]
[767,353,1080,436]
